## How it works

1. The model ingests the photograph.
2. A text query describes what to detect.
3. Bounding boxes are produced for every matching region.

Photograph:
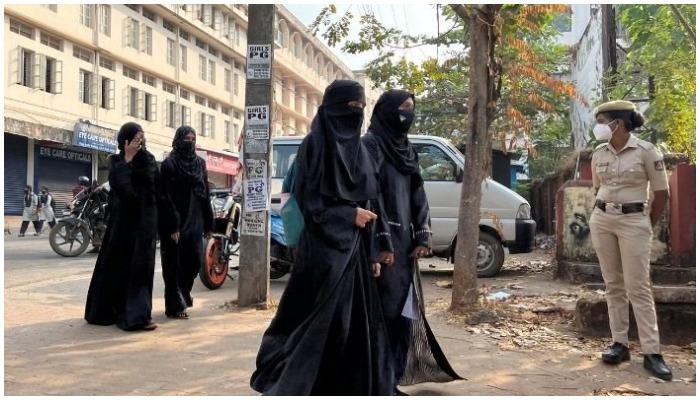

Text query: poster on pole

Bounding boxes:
[242,211,266,236]
[245,105,270,140]
[245,159,268,179]
[244,137,268,154]
[244,178,269,212]
[247,44,272,80]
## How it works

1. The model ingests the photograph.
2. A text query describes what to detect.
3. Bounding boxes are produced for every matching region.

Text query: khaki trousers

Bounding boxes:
[589,208,660,354]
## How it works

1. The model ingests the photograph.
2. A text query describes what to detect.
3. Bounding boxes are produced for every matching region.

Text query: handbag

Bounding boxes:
[280,158,303,246]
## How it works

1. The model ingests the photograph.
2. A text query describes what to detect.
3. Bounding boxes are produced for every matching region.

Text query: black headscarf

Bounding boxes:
[368,89,419,174]
[296,80,378,202]
[169,125,208,199]
[116,122,158,200]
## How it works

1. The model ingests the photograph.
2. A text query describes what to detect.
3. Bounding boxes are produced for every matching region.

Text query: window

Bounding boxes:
[144,92,157,121]
[80,4,91,27]
[166,101,178,128]
[99,57,114,71]
[122,65,138,80]
[73,46,93,63]
[79,69,94,104]
[208,46,218,57]
[199,55,207,80]
[98,5,111,36]
[180,88,190,100]
[208,100,218,111]
[181,105,191,125]
[272,145,299,178]
[126,4,139,12]
[292,39,300,58]
[208,60,216,84]
[100,76,115,109]
[167,39,176,66]
[234,111,242,120]
[233,73,239,96]
[225,69,232,92]
[222,54,231,64]
[179,29,190,41]
[142,8,156,22]
[40,32,62,50]
[224,121,231,144]
[233,124,240,142]
[42,4,57,12]
[10,19,33,38]
[163,19,176,33]
[17,49,63,93]
[180,45,187,71]
[196,38,206,50]
[198,114,214,138]
[143,26,153,55]
[195,95,206,106]
[162,81,175,94]
[413,144,458,182]
[126,18,140,50]
[42,57,61,93]
[221,106,231,115]
[142,74,156,87]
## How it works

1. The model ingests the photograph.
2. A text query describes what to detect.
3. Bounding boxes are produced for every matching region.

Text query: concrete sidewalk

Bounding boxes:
[4,236,696,396]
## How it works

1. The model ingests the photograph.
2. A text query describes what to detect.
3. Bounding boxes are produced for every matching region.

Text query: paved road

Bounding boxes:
[4,235,696,396]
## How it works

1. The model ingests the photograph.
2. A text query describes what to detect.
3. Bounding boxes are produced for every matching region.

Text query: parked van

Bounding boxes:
[270,135,536,277]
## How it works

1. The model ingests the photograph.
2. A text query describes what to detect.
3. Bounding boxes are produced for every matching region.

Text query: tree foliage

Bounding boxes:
[610,4,696,162]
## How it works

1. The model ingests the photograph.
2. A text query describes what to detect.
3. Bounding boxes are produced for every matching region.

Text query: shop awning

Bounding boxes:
[198,147,240,175]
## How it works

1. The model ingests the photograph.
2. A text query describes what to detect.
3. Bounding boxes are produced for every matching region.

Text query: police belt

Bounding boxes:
[595,200,645,214]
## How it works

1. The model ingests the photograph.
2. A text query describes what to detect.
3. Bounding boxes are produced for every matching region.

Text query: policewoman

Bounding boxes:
[589,100,671,380]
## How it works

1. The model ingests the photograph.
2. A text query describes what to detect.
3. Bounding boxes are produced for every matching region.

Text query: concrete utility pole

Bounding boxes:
[238,4,275,307]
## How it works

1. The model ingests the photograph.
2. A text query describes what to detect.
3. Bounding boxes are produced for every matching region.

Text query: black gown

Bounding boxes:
[84,152,160,331]
[158,156,214,316]
[250,133,395,396]
[364,132,463,386]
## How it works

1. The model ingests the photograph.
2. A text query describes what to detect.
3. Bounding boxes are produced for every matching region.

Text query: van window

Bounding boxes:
[414,144,457,182]
[272,144,299,178]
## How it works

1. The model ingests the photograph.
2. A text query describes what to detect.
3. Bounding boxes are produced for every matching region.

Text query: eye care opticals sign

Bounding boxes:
[72,121,118,154]
[38,146,92,163]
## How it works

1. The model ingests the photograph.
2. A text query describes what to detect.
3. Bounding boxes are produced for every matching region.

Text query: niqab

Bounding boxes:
[368,89,419,175]
[116,122,158,201]
[169,125,208,199]
[297,80,378,202]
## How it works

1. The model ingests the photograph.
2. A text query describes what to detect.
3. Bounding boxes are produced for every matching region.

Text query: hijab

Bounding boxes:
[169,125,208,199]
[296,80,378,202]
[368,89,419,175]
[116,122,158,200]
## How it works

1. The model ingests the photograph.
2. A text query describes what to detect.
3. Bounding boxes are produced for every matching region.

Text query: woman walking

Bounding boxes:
[363,89,462,394]
[159,125,214,319]
[84,122,160,331]
[37,186,57,232]
[250,80,394,396]
[18,185,40,237]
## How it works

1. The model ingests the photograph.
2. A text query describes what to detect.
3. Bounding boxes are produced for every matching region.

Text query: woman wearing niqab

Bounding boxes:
[250,80,395,396]
[363,89,463,393]
[84,122,160,331]
[158,125,214,319]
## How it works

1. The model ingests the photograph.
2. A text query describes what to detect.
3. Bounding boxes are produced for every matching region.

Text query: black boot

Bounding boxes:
[602,342,630,364]
[644,354,672,381]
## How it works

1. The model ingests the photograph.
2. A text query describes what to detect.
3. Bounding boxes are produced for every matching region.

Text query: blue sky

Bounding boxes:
[284,4,448,70]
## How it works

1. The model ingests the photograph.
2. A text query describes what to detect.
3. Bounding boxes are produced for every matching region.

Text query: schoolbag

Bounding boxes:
[50,196,56,209]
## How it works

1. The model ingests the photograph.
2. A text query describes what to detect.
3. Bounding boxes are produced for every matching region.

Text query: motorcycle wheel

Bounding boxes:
[199,237,229,290]
[269,260,290,280]
[49,221,91,257]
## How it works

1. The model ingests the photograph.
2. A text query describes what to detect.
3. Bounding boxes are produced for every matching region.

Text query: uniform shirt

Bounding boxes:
[592,135,669,203]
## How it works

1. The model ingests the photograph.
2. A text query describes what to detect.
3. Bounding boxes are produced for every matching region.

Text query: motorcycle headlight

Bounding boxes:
[516,203,531,220]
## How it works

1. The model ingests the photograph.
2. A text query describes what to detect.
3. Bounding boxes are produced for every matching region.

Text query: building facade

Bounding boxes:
[4,4,380,219]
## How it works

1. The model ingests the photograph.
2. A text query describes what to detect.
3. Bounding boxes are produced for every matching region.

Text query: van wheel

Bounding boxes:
[477,232,505,278]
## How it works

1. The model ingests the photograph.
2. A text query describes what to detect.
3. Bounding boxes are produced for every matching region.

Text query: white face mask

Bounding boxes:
[593,121,615,141]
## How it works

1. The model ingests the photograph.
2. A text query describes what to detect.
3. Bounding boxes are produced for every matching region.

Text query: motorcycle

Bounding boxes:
[198,189,294,290]
[48,178,109,257]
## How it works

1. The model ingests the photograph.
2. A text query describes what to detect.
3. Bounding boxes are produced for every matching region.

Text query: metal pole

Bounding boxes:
[238,4,275,307]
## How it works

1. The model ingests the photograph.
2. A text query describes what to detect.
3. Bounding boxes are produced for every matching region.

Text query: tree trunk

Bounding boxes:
[450,5,501,311]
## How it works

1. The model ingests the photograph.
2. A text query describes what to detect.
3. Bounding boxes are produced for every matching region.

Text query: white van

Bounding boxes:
[270,135,536,277]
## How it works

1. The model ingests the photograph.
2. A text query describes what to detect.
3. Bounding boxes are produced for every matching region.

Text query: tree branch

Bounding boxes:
[669,4,696,47]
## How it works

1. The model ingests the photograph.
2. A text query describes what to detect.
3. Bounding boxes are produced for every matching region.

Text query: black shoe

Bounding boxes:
[18,234,25,237]
[393,387,409,396]
[644,354,672,381]
[602,342,630,364]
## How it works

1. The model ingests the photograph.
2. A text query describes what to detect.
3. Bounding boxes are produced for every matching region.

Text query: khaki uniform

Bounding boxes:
[589,135,669,354]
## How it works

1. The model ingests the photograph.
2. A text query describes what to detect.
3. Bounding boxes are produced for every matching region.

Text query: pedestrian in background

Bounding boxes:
[85,122,160,332]
[589,100,672,380]
[250,80,394,396]
[37,186,56,231]
[158,125,214,320]
[363,89,462,394]
[18,185,40,237]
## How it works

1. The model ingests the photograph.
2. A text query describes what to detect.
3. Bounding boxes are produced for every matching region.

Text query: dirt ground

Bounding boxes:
[411,247,697,396]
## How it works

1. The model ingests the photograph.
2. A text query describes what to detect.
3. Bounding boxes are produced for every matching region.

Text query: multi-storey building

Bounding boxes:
[4,4,381,221]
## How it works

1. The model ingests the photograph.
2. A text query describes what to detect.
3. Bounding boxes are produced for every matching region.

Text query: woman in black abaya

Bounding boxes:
[159,125,214,319]
[250,80,394,396]
[84,122,160,331]
[363,89,463,393]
